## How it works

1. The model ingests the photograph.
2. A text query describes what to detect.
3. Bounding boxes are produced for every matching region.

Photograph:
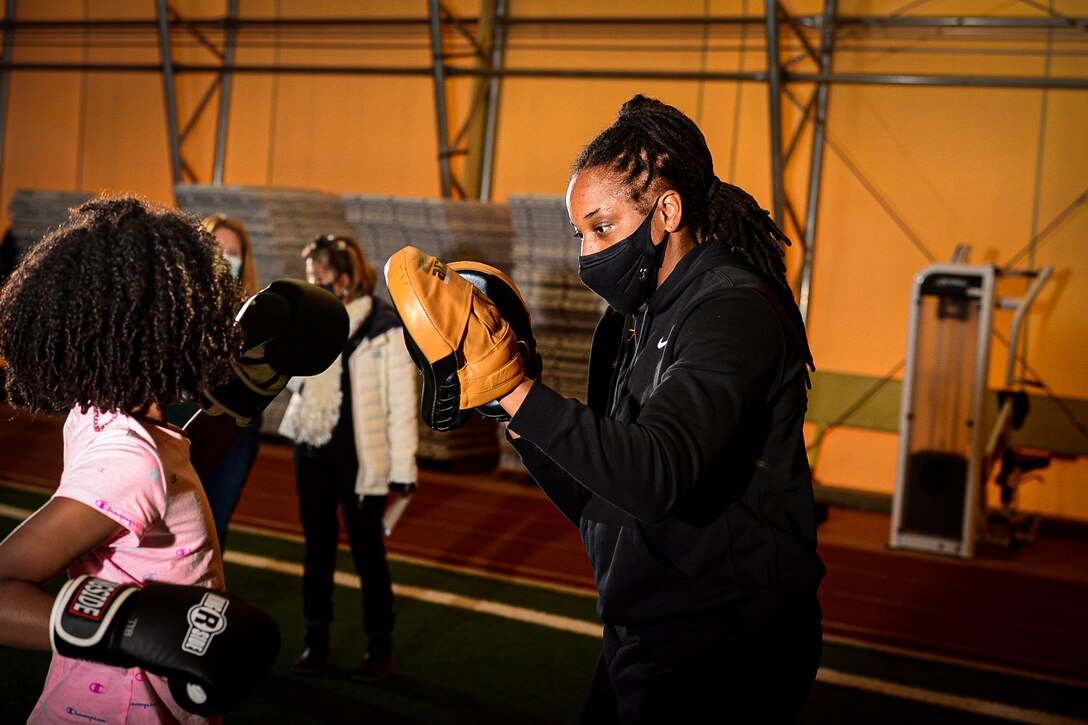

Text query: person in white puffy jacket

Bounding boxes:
[278,233,418,683]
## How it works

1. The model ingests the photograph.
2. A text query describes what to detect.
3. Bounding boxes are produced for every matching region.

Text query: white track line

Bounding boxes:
[224,550,602,638]
[0,502,34,520]
[815,669,1087,725]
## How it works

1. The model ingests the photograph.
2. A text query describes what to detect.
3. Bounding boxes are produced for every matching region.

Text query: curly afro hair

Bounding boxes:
[0,194,243,414]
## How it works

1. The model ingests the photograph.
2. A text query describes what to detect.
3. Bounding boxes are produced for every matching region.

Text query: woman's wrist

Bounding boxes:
[499,378,534,438]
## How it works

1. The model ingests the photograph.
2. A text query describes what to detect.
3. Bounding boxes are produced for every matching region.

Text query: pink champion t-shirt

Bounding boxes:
[28,407,226,725]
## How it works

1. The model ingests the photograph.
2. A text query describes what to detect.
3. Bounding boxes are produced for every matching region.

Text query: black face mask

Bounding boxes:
[577,198,668,314]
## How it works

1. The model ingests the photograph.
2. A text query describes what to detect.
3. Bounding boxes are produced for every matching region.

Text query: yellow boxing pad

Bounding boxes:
[384,246,525,431]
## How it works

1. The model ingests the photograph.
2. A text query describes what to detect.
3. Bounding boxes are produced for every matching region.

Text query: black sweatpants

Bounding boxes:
[294,434,394,637]
[581,591,822,724]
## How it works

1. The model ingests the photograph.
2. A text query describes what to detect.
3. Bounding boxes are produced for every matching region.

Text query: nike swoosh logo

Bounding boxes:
[657,337,668,349]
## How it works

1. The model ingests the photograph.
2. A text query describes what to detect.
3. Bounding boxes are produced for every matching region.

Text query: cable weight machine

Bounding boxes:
[889,249,1053,559]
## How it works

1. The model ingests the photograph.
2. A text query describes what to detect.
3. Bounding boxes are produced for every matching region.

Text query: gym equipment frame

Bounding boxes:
[889,261,1052,559]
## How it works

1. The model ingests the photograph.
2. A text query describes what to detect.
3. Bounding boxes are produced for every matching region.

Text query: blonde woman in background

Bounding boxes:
[204,213,260,298]
[168,213,263,550]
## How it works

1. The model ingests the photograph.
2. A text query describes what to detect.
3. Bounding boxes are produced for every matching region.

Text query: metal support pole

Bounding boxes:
[764,0,785,226]
[428,0,453,198]
[798,0,836,324]
[0,0,15,181]
[156,0,183,186]
[479,0,506,202]
[1004,266,1053,386]
[212,0,238,185]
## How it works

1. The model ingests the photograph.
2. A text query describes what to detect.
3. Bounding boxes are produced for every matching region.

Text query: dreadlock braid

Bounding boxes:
[574,94,714,219]
[573,94,814,375]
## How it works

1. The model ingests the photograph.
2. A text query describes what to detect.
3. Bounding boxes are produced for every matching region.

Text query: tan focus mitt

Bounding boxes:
[384,246,527,432]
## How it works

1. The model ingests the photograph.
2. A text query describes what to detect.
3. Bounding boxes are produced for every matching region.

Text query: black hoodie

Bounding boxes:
[508,242,824,625]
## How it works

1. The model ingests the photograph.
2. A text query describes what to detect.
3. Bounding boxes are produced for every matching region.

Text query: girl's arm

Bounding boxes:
[0,498,124,649]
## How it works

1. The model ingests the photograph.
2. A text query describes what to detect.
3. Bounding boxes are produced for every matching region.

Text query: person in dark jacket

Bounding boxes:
[497,95,825,723]
[278,234,419,683]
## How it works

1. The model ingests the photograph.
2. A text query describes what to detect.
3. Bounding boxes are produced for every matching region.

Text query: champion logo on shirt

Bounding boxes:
[94,500,141,533]
[65,707,106,722]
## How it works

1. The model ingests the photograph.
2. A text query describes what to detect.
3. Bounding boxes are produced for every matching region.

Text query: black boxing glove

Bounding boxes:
[199,279,349,425]
[50,575,280,716]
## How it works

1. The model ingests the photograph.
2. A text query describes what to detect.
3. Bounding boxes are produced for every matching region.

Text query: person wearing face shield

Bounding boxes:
[496,95,826,723]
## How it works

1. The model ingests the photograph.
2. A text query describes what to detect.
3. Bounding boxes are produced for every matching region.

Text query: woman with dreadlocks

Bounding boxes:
[497,95,825,722]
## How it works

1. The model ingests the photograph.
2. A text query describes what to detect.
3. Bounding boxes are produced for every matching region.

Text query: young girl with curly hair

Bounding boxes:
[0,195,243,723]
